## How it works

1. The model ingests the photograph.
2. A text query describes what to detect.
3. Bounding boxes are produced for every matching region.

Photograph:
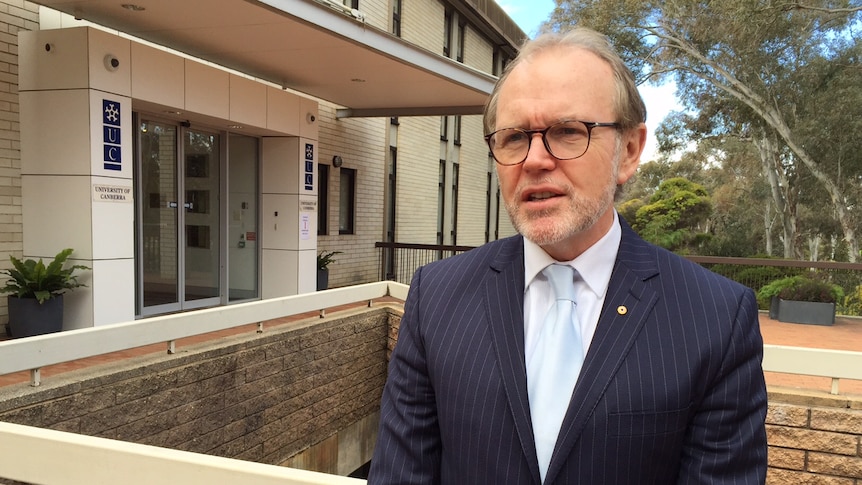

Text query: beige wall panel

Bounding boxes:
[130,42,184,108]
[20,90,91,175]
[184,60,229,119]
[22,174,93,260]
[299,97,319,140]
[63,257,135,329]
[261,249,299,297]
[88,258,135,326]
[87,28,132,97]
[262,193,294,250]
[229,74,267,129]
[18,28,89,91]
[266,87,301,135]
[91,177,134,260]
[261,193,317,252]
[464,26,493,73]
[262,136,314,195]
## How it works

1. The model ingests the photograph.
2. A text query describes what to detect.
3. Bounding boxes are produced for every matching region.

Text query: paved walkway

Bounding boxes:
[1,306,861,396]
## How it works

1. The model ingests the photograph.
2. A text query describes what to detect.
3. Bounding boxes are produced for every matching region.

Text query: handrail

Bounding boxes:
[762,344,862,394]
[0,281,409,386]
[0,421,365,484]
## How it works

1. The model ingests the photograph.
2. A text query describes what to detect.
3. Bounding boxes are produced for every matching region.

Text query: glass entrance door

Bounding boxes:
[137,119,222,314]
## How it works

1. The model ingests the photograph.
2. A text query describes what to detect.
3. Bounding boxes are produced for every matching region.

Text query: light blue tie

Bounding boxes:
[528,264,584,483]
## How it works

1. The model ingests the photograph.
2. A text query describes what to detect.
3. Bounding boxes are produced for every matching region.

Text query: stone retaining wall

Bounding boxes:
[767,390,862,484]
[0,306,400,477]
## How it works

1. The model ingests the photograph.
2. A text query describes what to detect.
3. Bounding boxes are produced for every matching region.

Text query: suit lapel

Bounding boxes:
[483,236,542,481]
[545,223,660,483]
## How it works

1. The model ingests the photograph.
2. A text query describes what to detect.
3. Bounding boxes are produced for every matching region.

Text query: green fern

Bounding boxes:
[0,248,90,304]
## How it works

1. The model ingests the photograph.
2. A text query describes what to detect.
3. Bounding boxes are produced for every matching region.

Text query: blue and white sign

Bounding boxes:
[103,99,122,171]
[304,143,314,191]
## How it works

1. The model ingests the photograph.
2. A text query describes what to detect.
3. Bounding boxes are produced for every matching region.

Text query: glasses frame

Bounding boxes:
[484,120,621,166]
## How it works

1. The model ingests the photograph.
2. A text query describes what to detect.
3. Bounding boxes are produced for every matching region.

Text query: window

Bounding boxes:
[339,168,356,234]
[451,162,459,245]
[318,164,329,235]
[437,160,445,245]
[440,116,448,141]
[344,0,359,8]
[443,10,452,57]
[392,0,402,36]
[453,115,462,145]
[456,22,466,63]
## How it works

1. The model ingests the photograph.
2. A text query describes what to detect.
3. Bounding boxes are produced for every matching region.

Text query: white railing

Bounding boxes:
[0,421,366,485]
[762,343,862,395]
[0,281,410,386]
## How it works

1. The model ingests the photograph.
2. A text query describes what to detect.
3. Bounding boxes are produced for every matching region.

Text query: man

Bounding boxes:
[369,27,767,485]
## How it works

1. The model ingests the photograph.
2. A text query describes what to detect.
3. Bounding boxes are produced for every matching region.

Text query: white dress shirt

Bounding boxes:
[523,211,622,366]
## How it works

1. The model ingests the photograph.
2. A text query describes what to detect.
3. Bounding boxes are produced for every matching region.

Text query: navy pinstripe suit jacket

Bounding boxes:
[370,221,767,484]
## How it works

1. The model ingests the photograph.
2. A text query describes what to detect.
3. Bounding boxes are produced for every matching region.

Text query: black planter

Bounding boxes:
[7,295,64,338]
[317,268,329,291]
[774,297,835,326]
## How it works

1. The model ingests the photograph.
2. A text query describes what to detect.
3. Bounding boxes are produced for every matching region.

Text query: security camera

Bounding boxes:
[306,113,316,124]
[104,54,120,72]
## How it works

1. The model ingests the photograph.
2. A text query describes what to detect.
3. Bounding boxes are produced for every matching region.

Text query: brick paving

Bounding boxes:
[1,306,860,397]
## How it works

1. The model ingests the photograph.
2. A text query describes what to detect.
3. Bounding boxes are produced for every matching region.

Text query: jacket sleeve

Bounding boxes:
[676,288,768,484]
[368,267,442,485]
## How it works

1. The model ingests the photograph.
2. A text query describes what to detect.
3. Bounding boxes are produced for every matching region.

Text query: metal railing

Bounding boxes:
[375,243,862,315]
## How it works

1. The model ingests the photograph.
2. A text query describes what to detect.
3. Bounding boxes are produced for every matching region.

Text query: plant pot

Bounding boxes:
[7,295,64,338]
[317,268,329,291]
[775,298,835,326]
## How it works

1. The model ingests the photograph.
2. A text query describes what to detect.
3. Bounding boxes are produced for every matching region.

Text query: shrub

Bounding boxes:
[757,275,843,306]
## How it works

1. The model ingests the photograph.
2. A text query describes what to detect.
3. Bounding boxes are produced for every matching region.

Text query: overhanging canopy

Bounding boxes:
[34,0,499,117]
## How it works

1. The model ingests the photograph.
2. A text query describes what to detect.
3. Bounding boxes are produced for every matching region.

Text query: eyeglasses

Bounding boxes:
[484,120,620,166]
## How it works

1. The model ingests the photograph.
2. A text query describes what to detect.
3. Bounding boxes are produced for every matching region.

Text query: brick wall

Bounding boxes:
[0,306,399,475]
[0,1,38,328]
[767,390,862,484]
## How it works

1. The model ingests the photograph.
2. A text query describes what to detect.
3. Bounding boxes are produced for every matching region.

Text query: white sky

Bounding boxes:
[494,0,682,161]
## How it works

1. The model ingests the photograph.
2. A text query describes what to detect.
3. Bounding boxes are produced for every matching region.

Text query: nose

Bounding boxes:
[522,132,557,171]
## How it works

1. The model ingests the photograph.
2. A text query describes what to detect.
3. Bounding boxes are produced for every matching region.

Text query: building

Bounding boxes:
[0,0,524,331]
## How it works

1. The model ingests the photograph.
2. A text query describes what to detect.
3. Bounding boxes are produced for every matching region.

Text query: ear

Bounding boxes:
[616,123,647,184]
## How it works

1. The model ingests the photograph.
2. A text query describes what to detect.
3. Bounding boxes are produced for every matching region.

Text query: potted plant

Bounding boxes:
[316,250,342,291]
[1,248,89,338]
[757,275,844,326]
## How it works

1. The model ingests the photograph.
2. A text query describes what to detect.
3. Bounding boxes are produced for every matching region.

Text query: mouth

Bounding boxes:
[528,191,560,202]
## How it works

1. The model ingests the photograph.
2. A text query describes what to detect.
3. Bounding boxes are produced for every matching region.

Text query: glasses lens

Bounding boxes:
[546,121,590,160]
[489,128,529,165]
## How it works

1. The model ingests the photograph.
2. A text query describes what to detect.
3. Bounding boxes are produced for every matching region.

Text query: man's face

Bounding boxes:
[494,47,645,260]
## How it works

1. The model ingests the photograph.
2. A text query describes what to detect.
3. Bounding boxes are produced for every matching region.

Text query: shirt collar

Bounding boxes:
[523,210,621,299]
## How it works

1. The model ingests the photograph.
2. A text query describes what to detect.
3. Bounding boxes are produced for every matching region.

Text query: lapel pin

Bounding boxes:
[617,305,628,315]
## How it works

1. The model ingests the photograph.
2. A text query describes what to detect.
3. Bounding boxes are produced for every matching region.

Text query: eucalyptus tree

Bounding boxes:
[547,0,862,260]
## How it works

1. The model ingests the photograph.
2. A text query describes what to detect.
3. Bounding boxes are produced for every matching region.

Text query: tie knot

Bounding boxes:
[544,264,576,302]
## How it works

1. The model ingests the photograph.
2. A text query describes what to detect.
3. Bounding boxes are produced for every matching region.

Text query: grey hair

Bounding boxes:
[483,27,646,134]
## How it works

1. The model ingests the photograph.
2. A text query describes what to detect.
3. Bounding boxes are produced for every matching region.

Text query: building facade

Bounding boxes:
[0,0,524,331]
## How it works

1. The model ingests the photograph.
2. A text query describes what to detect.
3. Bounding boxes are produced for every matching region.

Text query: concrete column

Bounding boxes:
[19,27,135,328]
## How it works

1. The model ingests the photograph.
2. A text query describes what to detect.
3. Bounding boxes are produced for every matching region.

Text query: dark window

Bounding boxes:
[339,168,356,234]
[440,116,448,141]
[443,10,452,57]
[456,22,466,63]
[392,0,402,36]
[318,164,329,235]
[437,160,445,245]
[347,0,359,9]
[451,162,459,245]
[453,115,462,145]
